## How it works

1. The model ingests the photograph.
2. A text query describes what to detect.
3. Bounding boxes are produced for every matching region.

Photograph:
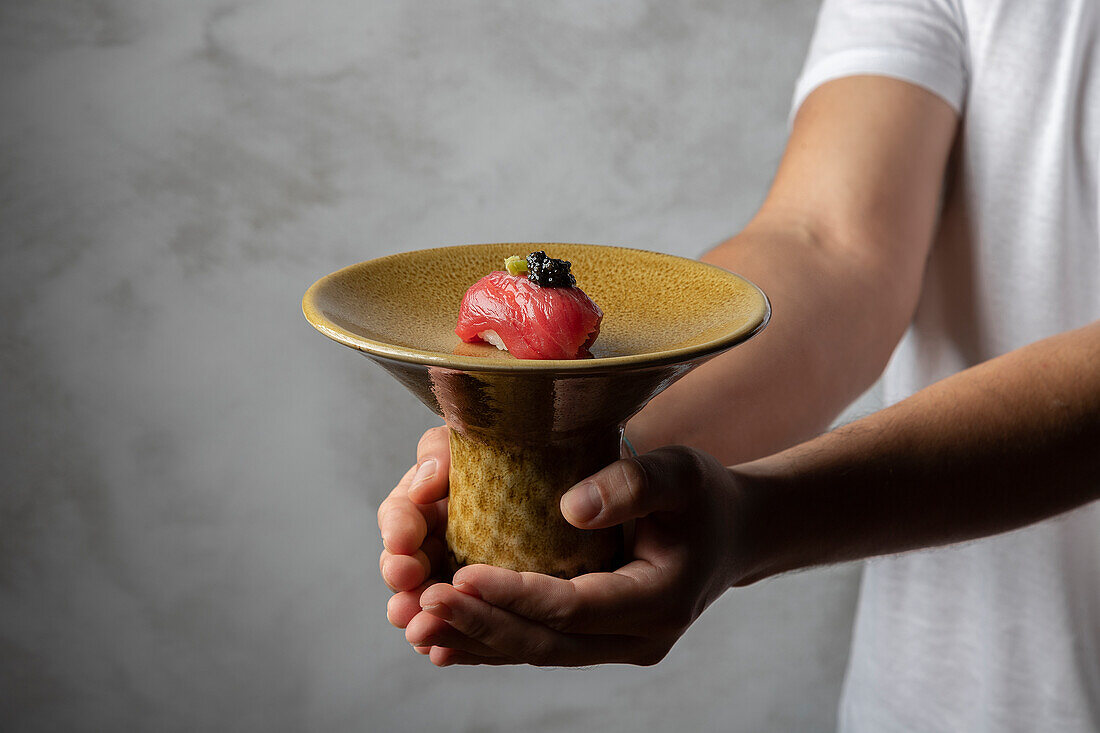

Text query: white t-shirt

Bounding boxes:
[792,1,1100,731]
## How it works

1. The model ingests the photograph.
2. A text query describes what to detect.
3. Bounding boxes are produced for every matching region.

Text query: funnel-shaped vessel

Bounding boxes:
[303,243,768,577]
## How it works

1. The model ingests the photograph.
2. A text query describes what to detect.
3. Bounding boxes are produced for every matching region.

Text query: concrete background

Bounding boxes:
[0,2,868,731]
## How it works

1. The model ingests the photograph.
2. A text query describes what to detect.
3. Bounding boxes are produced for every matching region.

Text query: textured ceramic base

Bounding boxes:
[446,426,623,578]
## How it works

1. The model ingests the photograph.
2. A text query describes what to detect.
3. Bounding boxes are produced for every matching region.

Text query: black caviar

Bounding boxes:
[525,251,576,288]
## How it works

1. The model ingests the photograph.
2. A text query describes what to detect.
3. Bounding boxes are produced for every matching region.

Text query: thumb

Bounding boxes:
[559,447,698,529]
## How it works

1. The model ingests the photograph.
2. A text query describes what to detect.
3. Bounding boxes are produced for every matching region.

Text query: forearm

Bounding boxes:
[628,77,957,464]
[629,211,918,464]
[733,320,1100,585]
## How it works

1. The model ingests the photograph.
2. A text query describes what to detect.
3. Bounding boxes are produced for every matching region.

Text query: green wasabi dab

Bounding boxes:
[504,255,528,276]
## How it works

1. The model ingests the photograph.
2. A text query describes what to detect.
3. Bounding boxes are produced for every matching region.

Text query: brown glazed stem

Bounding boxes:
[446,425,624,578]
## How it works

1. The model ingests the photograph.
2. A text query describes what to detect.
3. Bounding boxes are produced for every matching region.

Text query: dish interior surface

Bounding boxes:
[304,243,769,369]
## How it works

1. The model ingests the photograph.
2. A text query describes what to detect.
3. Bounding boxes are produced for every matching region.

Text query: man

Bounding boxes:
[378,0,1100,729]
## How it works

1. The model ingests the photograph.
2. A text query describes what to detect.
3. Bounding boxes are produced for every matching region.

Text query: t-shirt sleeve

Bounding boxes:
[792,0,969,119]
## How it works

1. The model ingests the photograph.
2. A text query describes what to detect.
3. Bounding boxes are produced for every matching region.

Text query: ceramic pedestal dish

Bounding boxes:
[303,243,769,578]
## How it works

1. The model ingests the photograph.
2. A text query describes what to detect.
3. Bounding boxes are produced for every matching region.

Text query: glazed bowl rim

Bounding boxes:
[302,243,771,374]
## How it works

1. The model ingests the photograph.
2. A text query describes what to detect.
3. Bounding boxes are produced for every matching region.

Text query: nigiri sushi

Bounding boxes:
[455,252,603,360]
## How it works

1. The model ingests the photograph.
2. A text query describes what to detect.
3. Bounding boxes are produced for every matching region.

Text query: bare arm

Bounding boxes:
[382,77,1100,668]
[401,319,1100,668]
[732,319,1100,584]
[631,76,958,462]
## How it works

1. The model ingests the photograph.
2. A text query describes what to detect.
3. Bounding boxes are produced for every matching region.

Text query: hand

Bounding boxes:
[404,445,748,667]
[377,425,452,655]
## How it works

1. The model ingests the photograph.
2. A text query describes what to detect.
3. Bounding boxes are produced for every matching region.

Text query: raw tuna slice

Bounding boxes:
[455,270,602,359]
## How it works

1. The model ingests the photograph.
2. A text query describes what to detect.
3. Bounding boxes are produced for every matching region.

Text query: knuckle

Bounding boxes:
[661,445,714,499]
[670,444,709,475]
[542,600,577,632]
[520,573,577,631]
[457,601,498,644]
[615,458,649,509]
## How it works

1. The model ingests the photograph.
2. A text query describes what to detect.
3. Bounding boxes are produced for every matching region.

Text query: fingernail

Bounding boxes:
[422,601,452,621]
[412,459,437,488]
[561,482,602,524]
[453,579,480,599]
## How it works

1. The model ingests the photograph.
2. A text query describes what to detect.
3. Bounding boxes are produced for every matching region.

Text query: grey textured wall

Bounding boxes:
[1,2,865,731]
